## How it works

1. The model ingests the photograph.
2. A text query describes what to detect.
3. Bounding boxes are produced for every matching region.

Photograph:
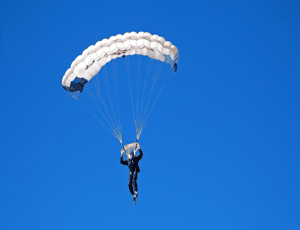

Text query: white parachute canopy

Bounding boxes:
[62,31,179,143]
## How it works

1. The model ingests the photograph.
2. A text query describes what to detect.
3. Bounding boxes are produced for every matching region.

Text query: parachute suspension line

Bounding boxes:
[77,98,121,142]
[112,60,122,141]
[102,65,120,135]
[136,55,141,139]
[85,80,121,140]
[139,68,173,137]
[101,66,123,140]
[84,81,113,130]
[94,73,116,131]
[125,56,138,138]
[136,57,152,138]
[145,68,172,122]
[141,61,164,124]
[136,120,148,140]
[136,60,162,138]
[136,55,141,132]
[137,60,163,139]
[88,76,115,130]
[139,57,152,121]
[91,76,118,136]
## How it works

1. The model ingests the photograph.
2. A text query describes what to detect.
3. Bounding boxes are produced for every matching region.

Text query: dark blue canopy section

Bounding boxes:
[63,77,88,92]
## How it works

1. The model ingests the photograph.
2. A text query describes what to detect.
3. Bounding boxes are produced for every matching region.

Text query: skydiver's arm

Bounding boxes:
[136,149,143,161]
[120,155,128,165]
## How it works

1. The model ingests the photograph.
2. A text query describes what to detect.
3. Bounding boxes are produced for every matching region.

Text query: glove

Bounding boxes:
[135,143,140,150]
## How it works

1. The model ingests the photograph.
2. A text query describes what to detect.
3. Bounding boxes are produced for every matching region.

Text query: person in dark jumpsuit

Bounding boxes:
[120,147,143,204]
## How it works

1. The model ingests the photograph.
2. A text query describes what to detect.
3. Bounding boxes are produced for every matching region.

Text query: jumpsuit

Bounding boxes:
[120,149,143,195]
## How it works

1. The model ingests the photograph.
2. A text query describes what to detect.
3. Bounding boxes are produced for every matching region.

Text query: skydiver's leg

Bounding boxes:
[128,171,134,195]
[133,171,138,193]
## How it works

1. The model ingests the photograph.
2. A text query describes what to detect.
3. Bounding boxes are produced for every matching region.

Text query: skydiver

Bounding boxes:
[174,62,177,72]
[120,145,143,204]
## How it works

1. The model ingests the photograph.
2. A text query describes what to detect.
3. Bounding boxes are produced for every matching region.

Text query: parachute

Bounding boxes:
[62,31,179,144]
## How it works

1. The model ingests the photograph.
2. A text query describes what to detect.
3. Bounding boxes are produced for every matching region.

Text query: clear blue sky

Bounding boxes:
[1,0,300,229]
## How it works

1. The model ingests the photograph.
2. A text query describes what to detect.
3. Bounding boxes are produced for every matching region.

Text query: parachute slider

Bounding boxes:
[121,142,140,157]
